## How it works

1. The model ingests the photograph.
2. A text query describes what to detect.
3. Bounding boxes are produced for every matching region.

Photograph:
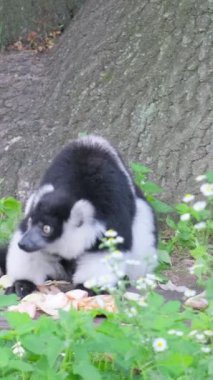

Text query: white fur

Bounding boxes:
[46,199,106,259]
[78,136,135,195]
[73,252,126,287]
[6,230,65,285]
[24,184,54,216]
[73,198,158,286]
[126,198,158,280]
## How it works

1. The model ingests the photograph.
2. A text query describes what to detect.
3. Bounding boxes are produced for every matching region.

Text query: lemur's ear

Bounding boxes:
[70,200,95,228]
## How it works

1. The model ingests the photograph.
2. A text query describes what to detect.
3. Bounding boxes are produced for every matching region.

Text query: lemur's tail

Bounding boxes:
[0,245,8,275]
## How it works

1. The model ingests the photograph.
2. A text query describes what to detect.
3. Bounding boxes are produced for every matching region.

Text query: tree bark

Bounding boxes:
[0,0,212,203]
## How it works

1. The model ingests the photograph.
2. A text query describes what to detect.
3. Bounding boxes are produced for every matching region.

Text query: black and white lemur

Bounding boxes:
[0,135,158,297]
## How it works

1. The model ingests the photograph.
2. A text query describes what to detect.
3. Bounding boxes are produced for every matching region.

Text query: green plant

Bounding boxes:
[163,172,213,282]
[0,169,212,380]
[131,163,174,214]
[0,277,212,380]
[0,195,22,244]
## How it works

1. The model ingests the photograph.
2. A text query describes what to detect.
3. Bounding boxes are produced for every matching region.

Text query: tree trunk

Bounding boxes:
[0,0,212,204]
[0,0,79,48]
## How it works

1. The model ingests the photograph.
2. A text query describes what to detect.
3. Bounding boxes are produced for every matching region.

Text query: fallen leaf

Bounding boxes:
[159,281,190,293]
[8,302,36,318]
[78,295,117,312]
[66,289,88,300]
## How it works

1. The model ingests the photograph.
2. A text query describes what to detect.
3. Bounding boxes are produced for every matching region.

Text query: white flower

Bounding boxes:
[115,269,125,278]
[110,250,124,261]
[101,283,116,292]
[168,329,183,336]
[193,201,207,211]
[188,330,198,337]
[126,259,141,266]
[145,278,156,289]
[146,273,158,281]
[168,329,177,335]
[204,330,213,337]
[184,289,196,298]
[180,213,190,221]
[12,342,25,358]
[182,194,195,203]
[201,346,211,353]
[195,333,206,342]
[104,229,118,238]
[194,222,206,230]
[126,306,138,317]
[115,236,124,244]
[138,299,148,307]
[136,281,147,290]
[200,183,213,197]
[196,175,207,182]
[152,338,168,352]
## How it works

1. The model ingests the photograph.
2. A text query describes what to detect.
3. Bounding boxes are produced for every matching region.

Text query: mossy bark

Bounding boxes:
[0,0,79,48]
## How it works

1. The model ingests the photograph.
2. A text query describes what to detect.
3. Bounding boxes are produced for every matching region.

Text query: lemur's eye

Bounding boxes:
[42,225,52,236]
[27,217,32,229]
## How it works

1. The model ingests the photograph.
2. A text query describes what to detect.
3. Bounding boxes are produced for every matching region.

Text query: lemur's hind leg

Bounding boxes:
[5,280,37,298]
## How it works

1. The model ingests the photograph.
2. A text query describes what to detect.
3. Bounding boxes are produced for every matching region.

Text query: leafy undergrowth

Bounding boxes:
[0,287,212,380]
[0,169,212,380]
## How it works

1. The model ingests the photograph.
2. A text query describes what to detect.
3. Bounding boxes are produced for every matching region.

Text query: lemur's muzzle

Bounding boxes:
[18,226,46,252]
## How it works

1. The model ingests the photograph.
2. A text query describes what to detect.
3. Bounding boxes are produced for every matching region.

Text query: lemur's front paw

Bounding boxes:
[5,280,37,298]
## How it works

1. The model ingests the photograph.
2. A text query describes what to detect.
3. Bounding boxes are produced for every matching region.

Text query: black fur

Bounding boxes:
[0,246,7,274]
[38,142,136,250]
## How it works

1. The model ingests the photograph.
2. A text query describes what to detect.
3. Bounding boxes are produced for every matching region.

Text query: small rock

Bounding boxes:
[184,292,208,310]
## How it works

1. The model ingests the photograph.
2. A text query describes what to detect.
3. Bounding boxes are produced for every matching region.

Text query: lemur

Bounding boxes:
[0,135,157,297]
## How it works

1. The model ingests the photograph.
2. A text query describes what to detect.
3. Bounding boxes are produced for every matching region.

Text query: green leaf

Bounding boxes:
[158,250,172,265]
[206,279,213,301]
[141,181,163,194]
[9,360,33,372]
[161,300,181,314]
[131,162,151,174]
[166,217,177,230]
[175,203,190,214]
[22,334,64,366]
[151,199,174,213]
[2,198,22,213]
[73,347,102,380]
[30,357,62,380]
[208,357,213,375]
[0,347,11,367]
[5,311,34,334]
[160,352,193,376]
[206,171,213,183]
[0,295,18,308]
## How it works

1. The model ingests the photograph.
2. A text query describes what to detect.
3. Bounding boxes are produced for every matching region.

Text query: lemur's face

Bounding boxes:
[18,191,71,253]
